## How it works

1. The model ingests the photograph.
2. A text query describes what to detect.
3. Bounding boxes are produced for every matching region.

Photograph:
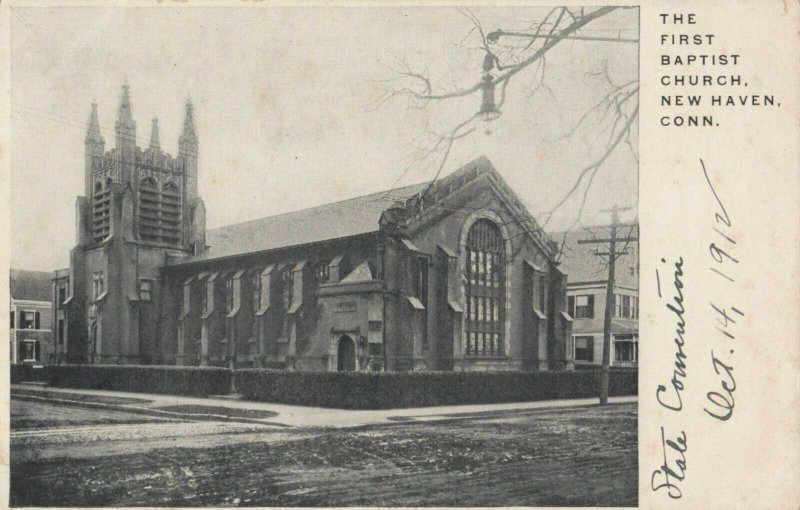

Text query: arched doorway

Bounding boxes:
[337,335,356,371]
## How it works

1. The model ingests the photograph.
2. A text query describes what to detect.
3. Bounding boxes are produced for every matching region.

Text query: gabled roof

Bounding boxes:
[171,155,555,267]
[10,269,52,302]
[171,182,428,266]
[551,224,639,289]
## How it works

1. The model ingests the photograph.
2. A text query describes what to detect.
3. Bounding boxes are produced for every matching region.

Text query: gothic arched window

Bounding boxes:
[250,270,261,314]
[464,218,504,356]
[280,266,294,339]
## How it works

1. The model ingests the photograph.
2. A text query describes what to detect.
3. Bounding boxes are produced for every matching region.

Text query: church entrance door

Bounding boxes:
[337,335,356,371]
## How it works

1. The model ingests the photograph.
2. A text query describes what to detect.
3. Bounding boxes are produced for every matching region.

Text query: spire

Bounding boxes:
[149,117,160,150]
[180,97,197,142]
[115,81,135,131]
[85,101,104,144]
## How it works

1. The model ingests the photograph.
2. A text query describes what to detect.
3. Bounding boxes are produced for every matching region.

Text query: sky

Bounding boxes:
[10,6,638,271]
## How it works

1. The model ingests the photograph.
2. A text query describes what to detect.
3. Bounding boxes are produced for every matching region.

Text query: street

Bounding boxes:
[10,398,637,507]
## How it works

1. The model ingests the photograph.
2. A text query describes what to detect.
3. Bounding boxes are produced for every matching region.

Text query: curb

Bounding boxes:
[11,392,292,428]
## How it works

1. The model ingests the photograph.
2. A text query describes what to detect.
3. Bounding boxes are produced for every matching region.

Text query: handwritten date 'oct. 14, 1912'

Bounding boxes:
[651,159,744,500]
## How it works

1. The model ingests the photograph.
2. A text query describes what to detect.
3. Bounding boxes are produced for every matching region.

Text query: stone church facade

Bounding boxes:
[55,85,574,372]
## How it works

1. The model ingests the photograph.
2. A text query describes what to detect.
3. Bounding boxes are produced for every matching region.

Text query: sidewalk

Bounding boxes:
[11,383,637,429]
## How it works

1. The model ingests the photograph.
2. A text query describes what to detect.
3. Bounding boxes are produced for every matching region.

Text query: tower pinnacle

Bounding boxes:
[115,82,136,132]
[86,101,104,144]
[180,98,197,142]
[149,117,160,150]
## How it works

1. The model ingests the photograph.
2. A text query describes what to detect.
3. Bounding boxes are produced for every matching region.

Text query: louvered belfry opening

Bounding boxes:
[160,182,181,246]
[464,218,505,356]
[138,178,181,247]
[92,181,111,243]
[139,178,160,243]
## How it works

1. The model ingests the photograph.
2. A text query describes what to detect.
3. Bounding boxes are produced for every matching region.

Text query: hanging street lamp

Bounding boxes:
[478,51,501,133]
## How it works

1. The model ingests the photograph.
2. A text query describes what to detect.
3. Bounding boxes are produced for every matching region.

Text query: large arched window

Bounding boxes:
[465,218,505,356]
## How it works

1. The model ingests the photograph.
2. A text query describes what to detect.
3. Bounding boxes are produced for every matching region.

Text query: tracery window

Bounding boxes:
[464,218,504,356]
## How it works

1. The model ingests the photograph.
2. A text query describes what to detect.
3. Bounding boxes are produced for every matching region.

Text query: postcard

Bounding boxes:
[1,1,797,508]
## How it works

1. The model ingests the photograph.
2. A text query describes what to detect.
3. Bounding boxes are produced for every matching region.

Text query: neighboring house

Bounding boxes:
[553,225,639,368]
[10,269,54,364]
[55,84,573,372]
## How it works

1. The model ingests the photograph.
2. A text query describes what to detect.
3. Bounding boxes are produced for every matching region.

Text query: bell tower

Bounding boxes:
[64,83,206,365]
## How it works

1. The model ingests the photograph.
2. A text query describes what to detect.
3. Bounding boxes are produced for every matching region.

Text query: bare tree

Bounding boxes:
[377,6,639,255]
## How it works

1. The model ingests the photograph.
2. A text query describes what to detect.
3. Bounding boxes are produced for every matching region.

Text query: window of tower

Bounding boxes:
[138,178,160,243]
[92,180,111,243]
[160,181,181,247]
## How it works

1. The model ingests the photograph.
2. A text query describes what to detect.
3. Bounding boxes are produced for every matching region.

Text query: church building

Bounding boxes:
[54,85,574,372]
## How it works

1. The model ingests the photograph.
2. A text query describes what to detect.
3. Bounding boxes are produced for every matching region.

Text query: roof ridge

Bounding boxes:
[206,182,426,234]
[206,155,494,235]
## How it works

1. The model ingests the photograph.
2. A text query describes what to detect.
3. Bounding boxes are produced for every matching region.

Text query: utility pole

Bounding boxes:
[577,205,637,405]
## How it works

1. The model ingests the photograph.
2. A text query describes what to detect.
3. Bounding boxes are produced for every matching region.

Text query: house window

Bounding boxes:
[614,335,636,362]
[614,294,638,319]
[569,294,594,319]
[10,310,15,330]
[251,271,261,312]
[464,218,504,356]
[92,271,105,300]
[139,279,153,302]
[58,287,67,306]
[21,340,39,363]
[19,310,40,330]
[575,336,594,362]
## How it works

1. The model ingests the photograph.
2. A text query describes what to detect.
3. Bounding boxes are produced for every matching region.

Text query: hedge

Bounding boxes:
[43,364,231,397]
[29,364,636,408]
[10,364,46,383]
[236,368,638,409]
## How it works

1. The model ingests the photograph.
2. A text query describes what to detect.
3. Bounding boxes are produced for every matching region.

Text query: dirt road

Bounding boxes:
[11,399,637,507]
